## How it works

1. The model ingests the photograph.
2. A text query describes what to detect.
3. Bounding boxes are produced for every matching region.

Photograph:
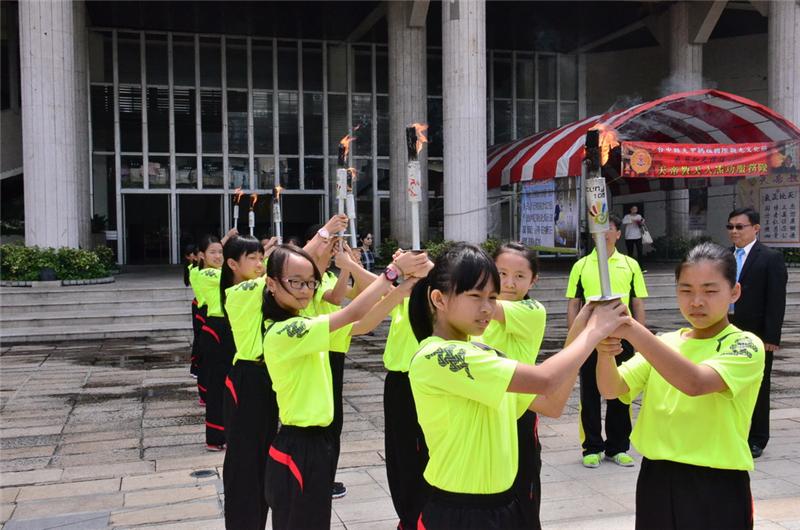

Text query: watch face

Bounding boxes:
[384,267,398,281]
[318,228,330,239]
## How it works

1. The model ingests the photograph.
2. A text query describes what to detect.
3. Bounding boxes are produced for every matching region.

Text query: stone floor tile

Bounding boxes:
[332,496,397,525]
[122,469,218,491]
[124,484,218,507]
[61,460,155,481]
[0,446,56,461]
[3,511,110,530]
[0,469,63,487]
[11,493,123,520]
[109,499,220,526]
[58,437,140,455]
[153,453,225,472]
[17,478,120,502]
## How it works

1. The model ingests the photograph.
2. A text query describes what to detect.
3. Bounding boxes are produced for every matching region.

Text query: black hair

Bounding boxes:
[675,242,737,287]
[220,235,263,314]
[286,236,304,248]
[728,207,759,225]
[197,234,221,270]
[493,242,539,277]
[182,243,197,287]
[262,245,323,323]
[608,213,622,231]
[304,223,323,244]
[408,242,500,342]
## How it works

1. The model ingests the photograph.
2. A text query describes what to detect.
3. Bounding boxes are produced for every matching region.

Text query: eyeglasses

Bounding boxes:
[726,224,752,231]
[281,278,319,291]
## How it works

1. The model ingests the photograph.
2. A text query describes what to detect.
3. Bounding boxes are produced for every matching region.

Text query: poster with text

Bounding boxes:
[759,184,799,247]
[520,178,579,252]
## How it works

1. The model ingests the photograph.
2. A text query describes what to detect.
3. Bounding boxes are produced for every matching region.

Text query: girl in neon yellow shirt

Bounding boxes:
[262,245,428,530]
[596,242,764,530]
[474,242,571,530]
[219,235,275,530]
[407,243,628,530]
[188,235,221,407]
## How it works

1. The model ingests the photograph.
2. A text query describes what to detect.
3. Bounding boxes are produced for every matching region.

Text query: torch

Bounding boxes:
[336,134,355,239]
[232,187,244,228]
[406,123,429,250]
[272,186,283,244]
[583,129,618,301]
[248,193,258,237]
[345,168,358,248]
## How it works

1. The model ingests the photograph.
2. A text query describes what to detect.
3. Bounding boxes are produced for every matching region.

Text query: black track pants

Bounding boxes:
[223,360,279,530]
[327,351,345,479]
[265,426,335,530]
[514,410,542,530]
[417,488,527,530]
[384,371,430,530]
[193,304,208,403]
[635,458,752,530]
[199,316,234,446]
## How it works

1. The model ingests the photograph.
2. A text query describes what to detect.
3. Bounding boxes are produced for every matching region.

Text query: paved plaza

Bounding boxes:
[1,308,799,529]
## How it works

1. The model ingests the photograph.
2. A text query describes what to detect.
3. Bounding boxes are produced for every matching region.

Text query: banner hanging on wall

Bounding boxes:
[520,177,580,253]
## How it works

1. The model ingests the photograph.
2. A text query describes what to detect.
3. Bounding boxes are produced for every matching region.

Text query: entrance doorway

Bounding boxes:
[282,195,323,242]
[178,195,222,253]
[124,194,171,264]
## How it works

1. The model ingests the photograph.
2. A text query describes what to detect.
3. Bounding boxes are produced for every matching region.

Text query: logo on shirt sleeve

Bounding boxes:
[721,336,758,359]
[520,299,542,311]
[424,345,474,380]
[236,280,257,291]
[277,321,310,339]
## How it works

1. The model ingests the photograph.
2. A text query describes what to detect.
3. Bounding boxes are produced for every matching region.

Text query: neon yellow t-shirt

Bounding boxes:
[476,299,546,366]
[192,268,223,316]
[189,266,207,308]
[565,249,648,308]
[263,315,354,427]
[619,324,764,470]
[383,298,420,372]
[225,277,266,364]
[300,271,352,352]
[409,336,533,494]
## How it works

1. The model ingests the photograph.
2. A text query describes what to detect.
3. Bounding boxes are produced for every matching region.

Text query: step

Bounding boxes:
[0,286,194,305]
[1,298,192,318]
[0,306,191,330]
[0,321,194,344]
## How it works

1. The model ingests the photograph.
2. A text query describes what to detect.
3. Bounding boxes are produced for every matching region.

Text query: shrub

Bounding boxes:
[94,245,116,270]
[0,244,111,281]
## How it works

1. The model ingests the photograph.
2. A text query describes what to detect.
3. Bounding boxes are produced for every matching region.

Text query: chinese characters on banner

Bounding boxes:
[621,140,800,179]
[520,177,579,251]
[760,183,799,247]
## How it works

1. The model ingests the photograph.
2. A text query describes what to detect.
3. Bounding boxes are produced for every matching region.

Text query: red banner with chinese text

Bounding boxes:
[621,140,800,178]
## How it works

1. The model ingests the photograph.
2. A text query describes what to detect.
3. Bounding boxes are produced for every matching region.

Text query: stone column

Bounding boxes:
[19,0,90,249]
[388,1,428,248]
[442,0,487,243]
[667,1,703,91]
[768,0,800,128]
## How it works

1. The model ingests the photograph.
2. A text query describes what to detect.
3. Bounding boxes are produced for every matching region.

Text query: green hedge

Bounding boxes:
[0,244,112,281]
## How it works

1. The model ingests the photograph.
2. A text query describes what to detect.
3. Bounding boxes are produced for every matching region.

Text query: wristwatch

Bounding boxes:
[317,227,331,241]
[383,265,399,283]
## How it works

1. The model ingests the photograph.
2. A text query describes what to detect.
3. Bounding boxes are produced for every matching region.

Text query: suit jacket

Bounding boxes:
[730,241,788,345]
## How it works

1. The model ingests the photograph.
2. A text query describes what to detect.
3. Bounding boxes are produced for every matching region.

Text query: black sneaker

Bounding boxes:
[750,444,763,458]
[332,481,347,499]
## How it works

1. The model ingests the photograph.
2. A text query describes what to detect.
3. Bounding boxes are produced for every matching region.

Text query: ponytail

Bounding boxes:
[409,277,434,342]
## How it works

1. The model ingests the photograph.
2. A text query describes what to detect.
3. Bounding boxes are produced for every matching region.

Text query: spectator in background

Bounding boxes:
[622,205,646,268]
[359,233,376,272]
[726,207,788,458]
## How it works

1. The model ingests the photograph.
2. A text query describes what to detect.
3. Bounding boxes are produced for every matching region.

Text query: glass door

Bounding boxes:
[123,194,171,264]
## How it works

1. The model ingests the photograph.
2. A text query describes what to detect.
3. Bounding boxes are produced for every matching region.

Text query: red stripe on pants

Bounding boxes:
[268,445,304,492]
[206,421,225,431]
[201,325,220,343]
[198,384,207,392]
[195,313,206,323]
[417,514,426,530]
[225,376,238,406]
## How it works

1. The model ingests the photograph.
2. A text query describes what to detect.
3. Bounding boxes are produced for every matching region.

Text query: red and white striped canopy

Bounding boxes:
[487,89,800,189]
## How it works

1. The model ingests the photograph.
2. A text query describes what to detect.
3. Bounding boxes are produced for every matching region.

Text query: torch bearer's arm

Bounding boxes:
[221,227,239,245]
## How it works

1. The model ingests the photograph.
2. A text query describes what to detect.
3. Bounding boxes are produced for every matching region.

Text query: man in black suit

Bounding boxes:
[727,207,788,458]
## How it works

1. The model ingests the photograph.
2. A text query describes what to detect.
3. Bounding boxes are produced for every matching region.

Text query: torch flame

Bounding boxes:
[273,186,283,200]
[346,168,357,191]
[250,193,258,209]
[410,123,429,154]
[589,124,620,166]
[339,133,358,161]
[233,187,244,204]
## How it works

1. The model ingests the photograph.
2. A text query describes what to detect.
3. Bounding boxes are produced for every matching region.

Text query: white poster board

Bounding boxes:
[520,178,579,252]
[759,184,799,247]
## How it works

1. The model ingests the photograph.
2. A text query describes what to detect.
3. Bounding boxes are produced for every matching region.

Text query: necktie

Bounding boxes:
[735,248,745,282]
[730,248,745,313]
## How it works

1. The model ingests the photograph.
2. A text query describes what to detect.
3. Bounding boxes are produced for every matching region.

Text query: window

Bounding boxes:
[227,90,248,155]
[147,87,169,152]
[201,89,222,153]
[119,86,142,152]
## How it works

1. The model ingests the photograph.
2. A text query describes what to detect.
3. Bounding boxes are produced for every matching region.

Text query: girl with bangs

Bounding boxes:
[261,244,428,529]
[408,243,628,530]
